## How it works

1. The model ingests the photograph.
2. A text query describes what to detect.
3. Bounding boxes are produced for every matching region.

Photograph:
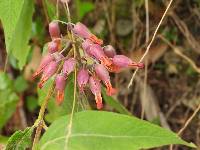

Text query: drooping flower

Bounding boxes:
[55,74,66,105]
[77,68,89,92]
[113,55,144,68]
[38,61,58,88]
[48,41,59,54]
[103,45,116,58]
[89,44,112,66]
[89,76,103,109]
[49,21,61,39]
[62,58,76,75]
[94,64,116,96]
[72,22,103,45]
[82,39,93,55]
[32,54,54,79]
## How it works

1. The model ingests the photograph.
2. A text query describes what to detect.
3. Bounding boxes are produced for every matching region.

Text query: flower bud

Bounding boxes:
[95,64,116,96]
[89,44,112,66]
[113,55,144,68]
[55,74,66,105]
[49,21,60,39]
[63,58,76,75]
[89,76,103,109]
[73,22,103,45]
[103,45,116,58]
[77,68,89,92]
[32,54,54,78]
[72,22,91,39]
[48,41,59,53]
[82,39,93,55]
[38,61,58,88]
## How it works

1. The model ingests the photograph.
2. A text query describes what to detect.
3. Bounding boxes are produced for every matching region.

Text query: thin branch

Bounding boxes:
[56,0,59,19]
[32,82,55,150]
[141,0,149,119]
[63,2,78,149]
[3,55,8,72]
[42,0,50,23]
[128,0,174,88]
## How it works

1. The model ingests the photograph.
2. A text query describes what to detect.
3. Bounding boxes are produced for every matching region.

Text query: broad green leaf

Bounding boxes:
[76,0,95,20]
[6,127,34,150]
[0,0,34,69]
[0,72,19,129]
[102,88,130,115]
[39,111,195,150]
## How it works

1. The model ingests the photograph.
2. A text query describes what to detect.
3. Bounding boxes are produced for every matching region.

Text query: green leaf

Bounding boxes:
[45,0,57,20]
[0,72,12,90]
[0,0,34,69]
[102,88,130,115]
[26,96,38,112]
[39,111,196,150]
[0,72,19,129]
[14,76,28,93]
[6,127,34,150]
[0,135,9,145]
[76,0,95,20]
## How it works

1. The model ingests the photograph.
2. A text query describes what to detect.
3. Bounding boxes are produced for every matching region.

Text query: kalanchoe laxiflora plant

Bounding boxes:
[33,21,144,109]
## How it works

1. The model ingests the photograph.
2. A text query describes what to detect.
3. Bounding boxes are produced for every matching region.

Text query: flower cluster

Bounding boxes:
[33,21,144,109]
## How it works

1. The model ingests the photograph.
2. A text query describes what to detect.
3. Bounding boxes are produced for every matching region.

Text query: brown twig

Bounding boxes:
[141,0,150,120]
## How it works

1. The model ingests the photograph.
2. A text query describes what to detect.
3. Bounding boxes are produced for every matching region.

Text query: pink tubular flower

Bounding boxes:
[113,55,144,68]
[94,64,116,96]
[32,54,54,79]
[103,45,116,58]
[89,44,112,66]
[49,21,60,39]
[82,39,93,55]
[73,22,103,45]
[77,68,89,92]
[72,22,90,39]
[89,76,103,109]
[48,41,59,53]
[55,74,66,105]
[38,61,58,88]
[62,58,76,75]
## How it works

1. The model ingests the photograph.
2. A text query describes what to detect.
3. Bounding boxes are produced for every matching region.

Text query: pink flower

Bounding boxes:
[77,68,89,92]
[62,58,76,75]
[89,44,112,66]
[55,74,66,105]
[82,39,93,55]
[113,55,144,68]
[32,54,54,79]
[103,45,116,58]
[38,61,58,88]
[73,22,103,45]
[72,22,90,39]
[89,76,103,109]
[49,21,60,39]
[48,41,59,54]
[94,64,116,96]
